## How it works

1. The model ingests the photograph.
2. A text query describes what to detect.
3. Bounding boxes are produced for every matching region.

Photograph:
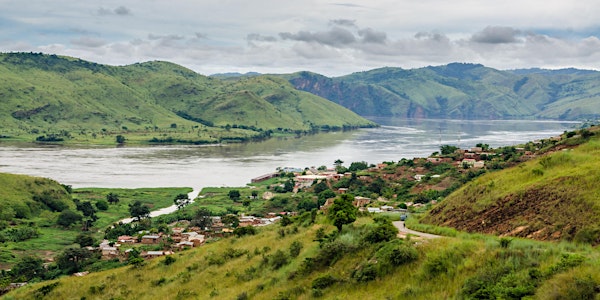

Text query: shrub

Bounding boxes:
[573,226,600,245]
[312,274,337,289]
[270,249,289,270]
[289,240,303,258]
[363,218,398,244]
[163,255,176,266]
[352,262,379,282]
[388,244,419,266]
[234,226,257,237]
[95,200,109,211]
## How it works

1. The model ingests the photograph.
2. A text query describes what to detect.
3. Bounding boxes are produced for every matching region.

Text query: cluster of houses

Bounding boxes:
[95,214,287,261]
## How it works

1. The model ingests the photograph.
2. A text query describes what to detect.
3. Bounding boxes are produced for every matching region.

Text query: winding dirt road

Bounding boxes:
[393,221,441,239]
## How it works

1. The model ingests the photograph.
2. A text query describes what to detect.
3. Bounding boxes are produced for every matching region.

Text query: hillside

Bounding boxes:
[422,127,600,244]
[5,214,600,300]
[285,63,600,120]
[0,52,375,144]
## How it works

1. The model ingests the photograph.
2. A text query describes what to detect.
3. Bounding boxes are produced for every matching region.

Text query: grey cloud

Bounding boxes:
[195,32,208,39]
[96,8,113,16]
[471,26,521,44]
[71,37,107,48]
[330,19,356,27]
[148,34,184,41]
[415,32,449,42]
[247,33,277,42]
[358,28,386,44]
[330,3,366,8]
[96,6,132,16]
[279,27,356,47]
[114,6,132,16]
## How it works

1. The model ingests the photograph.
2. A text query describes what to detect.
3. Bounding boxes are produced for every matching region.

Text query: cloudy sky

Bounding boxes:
[2,0,600,76]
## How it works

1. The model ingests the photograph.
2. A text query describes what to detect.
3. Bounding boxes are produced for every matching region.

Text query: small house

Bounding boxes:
[141,235,161,244]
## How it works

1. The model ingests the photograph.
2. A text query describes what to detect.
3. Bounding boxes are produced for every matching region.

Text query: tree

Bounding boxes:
[348,161,369,172]
[174,193,191,210]
[283,178,295,192]
[55,247,93,274]
[74,233,95,247]
[191,208,213,229]
[95,200,109,211]
[251,190,258,199]
[328,194,358,232]
[75,201,97,231]
[57,210,83,227]
[116,135,126,144]
[10,256,46,282]
[228,190,241,201]
[334,159,346,173]
[440,145,459,155]
[243,199,251,210]
[106,192,119,205]
[128,201,150,221]
[222,214,240,228]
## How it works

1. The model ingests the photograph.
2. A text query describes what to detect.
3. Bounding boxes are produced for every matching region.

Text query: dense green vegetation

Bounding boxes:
[5,212,600,300]
[0,174,190,270]
[0,52,375,145]
[285,63,600,120]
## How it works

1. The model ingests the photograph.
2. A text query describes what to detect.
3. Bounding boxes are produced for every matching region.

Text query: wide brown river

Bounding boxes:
[0,118,579,190]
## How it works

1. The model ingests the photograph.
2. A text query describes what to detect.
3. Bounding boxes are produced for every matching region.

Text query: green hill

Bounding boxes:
[0,173,71,222]
[285,63,600,120]
[0,53,375,144]
[422,128,600,244]
[5,214,600,300]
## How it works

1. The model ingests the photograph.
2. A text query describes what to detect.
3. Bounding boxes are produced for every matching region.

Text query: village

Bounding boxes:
[93,142,542,265]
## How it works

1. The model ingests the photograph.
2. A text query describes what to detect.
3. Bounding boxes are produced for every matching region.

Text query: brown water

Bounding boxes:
[0,118,579,191]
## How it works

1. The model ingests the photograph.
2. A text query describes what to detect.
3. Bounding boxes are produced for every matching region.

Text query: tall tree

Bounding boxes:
[174,193,191,210]
[56,247,92,274]
[106,192,119,205]
[328,194,358,232]
[191,208,213,230]
[128,201,150,221]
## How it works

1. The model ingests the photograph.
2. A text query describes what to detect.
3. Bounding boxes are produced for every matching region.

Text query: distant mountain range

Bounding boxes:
[2,52,599,145]
[283,63,600,120]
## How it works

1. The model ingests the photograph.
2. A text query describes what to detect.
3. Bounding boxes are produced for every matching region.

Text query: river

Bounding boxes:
[0,118,579,192]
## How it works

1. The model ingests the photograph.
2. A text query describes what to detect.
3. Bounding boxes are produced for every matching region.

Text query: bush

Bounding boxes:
[163,255,176,266]
[388,244,419,266]
[312,274,337,289]
[234,226,257,237]
[352,262,378,282]
[363,218,398,244]
[95,200,109,211]
[289,241,303,258]
[270,249,289,270]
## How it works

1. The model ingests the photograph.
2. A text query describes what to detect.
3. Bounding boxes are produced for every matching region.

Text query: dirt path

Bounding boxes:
[393,221,441,239]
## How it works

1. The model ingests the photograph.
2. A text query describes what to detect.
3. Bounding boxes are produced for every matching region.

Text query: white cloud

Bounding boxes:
[0,1,600,75]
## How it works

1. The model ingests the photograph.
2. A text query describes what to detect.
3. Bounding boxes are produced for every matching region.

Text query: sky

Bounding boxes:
[1,0,600,76]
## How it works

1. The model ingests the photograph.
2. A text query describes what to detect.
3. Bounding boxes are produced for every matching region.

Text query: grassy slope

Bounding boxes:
[423,133,600,244]
[5,216,600,300]
[0,173,71,220]
[0,53,374,144]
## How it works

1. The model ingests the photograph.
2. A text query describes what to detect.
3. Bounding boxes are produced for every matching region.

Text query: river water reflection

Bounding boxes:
[0,118,579,190]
